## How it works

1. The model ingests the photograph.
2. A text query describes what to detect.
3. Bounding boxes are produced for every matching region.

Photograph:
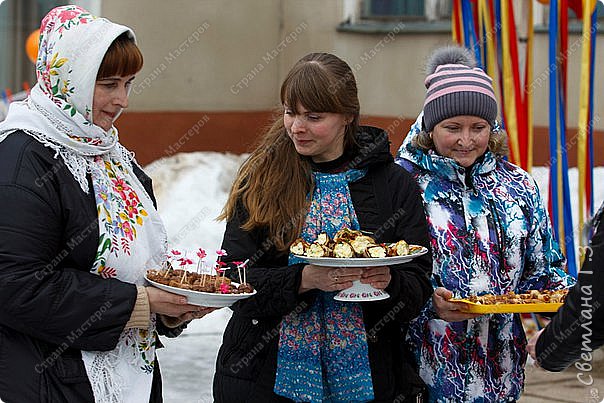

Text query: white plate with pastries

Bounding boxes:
[293,247,428,268]
[145,270,256,308]
[293,248,428,301]
[290,228,429,302]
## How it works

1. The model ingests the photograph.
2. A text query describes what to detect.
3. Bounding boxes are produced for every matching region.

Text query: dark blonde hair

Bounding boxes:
[97,32,143,79]
[220,53,360,252]
[412,126,509,159]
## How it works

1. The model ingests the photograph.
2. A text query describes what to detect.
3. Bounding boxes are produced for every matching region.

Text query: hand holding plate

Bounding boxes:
[299,264,363,293]
[146,286,206,317]
[360,266,391,290]
[526,328,544,365]
[433,287,481,322]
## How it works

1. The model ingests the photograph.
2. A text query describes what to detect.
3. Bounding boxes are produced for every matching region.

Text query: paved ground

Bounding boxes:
[158,310,604,403]
[520,356,604,403]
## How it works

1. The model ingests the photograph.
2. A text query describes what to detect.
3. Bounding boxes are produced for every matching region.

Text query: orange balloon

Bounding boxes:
[25,29,40,64]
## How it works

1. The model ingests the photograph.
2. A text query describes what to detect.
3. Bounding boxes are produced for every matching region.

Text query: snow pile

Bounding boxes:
[146,151,248,254]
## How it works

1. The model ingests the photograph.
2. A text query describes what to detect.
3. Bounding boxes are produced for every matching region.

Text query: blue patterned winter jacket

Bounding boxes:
[395,116,575,403]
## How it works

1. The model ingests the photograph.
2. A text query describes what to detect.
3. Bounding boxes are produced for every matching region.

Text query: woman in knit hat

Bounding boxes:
[395,45,575,402]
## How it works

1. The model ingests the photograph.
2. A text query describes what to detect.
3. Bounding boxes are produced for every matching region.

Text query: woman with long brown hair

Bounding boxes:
[213,52,432,402]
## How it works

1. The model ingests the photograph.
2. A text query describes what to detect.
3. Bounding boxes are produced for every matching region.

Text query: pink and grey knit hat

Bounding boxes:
[422,46,498,132]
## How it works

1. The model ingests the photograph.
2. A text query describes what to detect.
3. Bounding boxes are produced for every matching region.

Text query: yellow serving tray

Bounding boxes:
[450,299,563,314]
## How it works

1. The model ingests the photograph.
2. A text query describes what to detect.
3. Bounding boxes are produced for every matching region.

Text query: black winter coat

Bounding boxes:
[213,127,433,402]
[0,131,178,403]
[535,203,604,371]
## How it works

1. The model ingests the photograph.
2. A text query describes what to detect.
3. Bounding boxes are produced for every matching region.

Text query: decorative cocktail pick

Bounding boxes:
[178,254,193,283]
[233,261,244,284]
[196,248,207,274]
[238,259,249,285]
[215,249,228,280]
[164,249,182,278]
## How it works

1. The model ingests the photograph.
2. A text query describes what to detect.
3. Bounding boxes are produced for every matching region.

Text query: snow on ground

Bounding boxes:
[148,152,604,402]
[147,152,247,402]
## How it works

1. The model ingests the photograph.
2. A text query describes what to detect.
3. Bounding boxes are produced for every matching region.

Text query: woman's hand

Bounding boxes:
[299,265,363,293]
[146,286,209,317]
[527,328,545,365]
[433,287,481,322]
[171,307,219,322]
[360,266,391,290]
[159,307,219,328]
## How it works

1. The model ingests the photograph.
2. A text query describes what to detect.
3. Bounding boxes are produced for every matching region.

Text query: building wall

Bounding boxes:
[102,0,284,110]
[101,0,603,166]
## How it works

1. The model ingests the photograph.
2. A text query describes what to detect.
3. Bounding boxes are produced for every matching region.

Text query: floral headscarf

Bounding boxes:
[0,6,166,403]
[1,5,133,190]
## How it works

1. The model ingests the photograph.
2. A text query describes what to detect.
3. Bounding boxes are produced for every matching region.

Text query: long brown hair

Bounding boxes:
[220,53,360,252]
[97,32,143,79]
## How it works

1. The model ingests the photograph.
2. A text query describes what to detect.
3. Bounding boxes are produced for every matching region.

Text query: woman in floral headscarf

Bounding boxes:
[0,6,212,402]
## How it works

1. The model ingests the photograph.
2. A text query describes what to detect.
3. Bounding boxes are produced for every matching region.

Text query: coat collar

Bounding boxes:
[397,112,497,184]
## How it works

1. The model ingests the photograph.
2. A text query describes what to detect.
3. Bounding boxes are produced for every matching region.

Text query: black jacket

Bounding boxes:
[213,127,433,402]
[535,203,604,371]
[0,131,177,403]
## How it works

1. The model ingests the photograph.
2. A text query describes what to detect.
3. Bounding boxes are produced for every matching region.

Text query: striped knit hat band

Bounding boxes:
[422,63,498,132]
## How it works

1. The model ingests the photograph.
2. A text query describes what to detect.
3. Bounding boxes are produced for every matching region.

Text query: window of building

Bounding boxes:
[361,0,451,22]
[534,2,604,34]
[338,0,452,34]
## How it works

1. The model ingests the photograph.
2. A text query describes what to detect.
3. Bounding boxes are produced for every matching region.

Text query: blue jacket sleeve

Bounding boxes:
[517,177,575,292]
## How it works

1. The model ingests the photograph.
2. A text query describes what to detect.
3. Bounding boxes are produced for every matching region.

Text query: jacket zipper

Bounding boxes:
[487,199,506,275]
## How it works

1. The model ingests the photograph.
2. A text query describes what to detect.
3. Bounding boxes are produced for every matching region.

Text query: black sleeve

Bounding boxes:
[155,319,188,338]
[0,184,137,352]
[364,166,433,322]
[220,203,318,318]
[133,163,158,207]
[535,217,604,371]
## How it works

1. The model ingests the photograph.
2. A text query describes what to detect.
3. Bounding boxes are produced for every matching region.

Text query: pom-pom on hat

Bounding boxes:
[422,46,498,132]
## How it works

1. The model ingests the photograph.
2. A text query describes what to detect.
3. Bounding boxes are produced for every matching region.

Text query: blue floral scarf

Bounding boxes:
[274,168,374,403]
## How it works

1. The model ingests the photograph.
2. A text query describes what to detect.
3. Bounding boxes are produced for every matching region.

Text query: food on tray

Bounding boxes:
[146,268,255,294]
[333,241,354,258]
[290,228,422,258]
[307,242,330,258]
[350,235,375,255]
[333,228,361,242]
[290,239,309,255]
[387,240,410,256]
[316,232,331,245]
[452,289,569,305]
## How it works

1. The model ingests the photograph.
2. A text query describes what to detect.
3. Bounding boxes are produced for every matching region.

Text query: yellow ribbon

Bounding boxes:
[577,0,594,251]
[501,1,520,166]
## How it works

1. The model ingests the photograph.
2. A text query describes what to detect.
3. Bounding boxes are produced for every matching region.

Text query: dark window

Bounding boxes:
[361,0,451,22]
[539,3,604,31]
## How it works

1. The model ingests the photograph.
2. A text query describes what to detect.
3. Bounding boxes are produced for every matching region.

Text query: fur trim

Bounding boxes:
[425,45,476,75]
